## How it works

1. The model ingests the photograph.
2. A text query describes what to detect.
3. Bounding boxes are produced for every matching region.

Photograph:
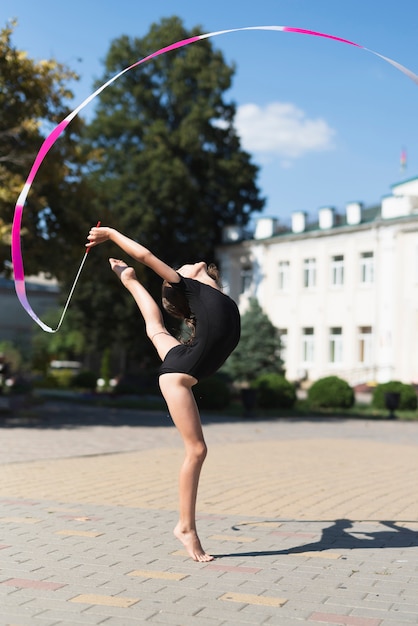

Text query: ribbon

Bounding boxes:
[11,25,418,332]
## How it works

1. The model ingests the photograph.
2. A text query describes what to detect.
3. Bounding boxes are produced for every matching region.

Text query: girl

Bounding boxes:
[86,226,240,562]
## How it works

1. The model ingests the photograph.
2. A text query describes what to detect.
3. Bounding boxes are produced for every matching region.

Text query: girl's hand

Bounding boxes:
[86,226,112,249]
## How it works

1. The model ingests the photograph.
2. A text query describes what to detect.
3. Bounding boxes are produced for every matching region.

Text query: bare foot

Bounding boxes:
[174,523,214,562]
[109,258,137,284]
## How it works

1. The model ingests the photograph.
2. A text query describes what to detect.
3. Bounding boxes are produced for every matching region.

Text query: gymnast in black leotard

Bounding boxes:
[86,227,240,563]
[160,275,240,380]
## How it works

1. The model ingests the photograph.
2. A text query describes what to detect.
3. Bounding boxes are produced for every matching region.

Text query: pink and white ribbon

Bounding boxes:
[11,25,418,332]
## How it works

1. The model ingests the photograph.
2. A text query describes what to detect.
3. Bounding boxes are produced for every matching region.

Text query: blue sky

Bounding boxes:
[2,0,418,224]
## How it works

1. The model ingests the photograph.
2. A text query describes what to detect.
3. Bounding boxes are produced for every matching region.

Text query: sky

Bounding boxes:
[2,0,418,225]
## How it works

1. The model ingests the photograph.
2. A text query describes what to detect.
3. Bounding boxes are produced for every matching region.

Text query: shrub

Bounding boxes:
[193,375,231,410]
[251,373,296,409]
[7,375,33,395]
[308,376,354,410]
[49,369,74,389]
[32,373,60,389]
[71,370,97,391]
[372,381,417,411]
[112,372,159,396]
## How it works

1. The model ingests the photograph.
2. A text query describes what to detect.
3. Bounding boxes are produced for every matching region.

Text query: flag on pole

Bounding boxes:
[400,147,407,172]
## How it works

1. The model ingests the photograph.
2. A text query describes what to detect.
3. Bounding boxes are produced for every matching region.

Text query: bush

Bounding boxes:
[49,369,74,389]
[251,373,296,409]
[32,373,60,389]
[6,375,33,395]
[71,370,97,391]
[193,375,231,410]
[112,372,159,396]
[372,381,417,411]
[308,376,354,410]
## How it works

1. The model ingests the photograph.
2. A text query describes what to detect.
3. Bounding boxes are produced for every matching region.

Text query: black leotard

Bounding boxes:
[159,276,240,380]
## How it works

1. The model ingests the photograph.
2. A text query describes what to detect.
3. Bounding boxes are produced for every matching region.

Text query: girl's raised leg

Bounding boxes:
[109,258,179,360]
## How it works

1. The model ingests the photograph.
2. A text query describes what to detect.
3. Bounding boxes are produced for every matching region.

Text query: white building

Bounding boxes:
[217,177,418,387]
[0,273,59,348]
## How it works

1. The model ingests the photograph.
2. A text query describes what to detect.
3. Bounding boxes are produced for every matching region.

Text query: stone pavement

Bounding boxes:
[0,401,418,626]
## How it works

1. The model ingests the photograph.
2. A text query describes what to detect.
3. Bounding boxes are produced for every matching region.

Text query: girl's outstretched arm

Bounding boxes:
[86,226,179,284]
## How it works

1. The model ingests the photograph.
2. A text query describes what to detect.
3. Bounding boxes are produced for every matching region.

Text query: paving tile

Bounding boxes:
[309,612,382,626]
[220,591,288,607]
[205,563,261,574]
[55,530,104,537]
[0,517,41,524]
[209,534,256,543]
[69,593,140,607]
[293,551,342,559]
[127,569,188,581]
[0,578,66,591]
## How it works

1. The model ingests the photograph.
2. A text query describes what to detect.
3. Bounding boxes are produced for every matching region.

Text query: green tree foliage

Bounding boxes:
[0,218,11,247]
[0,340,22,373]
[0,20,95,280]
[85,16,264,265]
[72,16,265,364]
[223,298,282,383]
[31,308,86,374]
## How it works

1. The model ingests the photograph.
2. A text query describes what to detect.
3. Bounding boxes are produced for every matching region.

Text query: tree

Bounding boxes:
[223,298,283,383]
[0,340,22,374]
[0,218,11,247]
[0,20,95,280]
[31,308,87,375]
[86,17,264,262]
[72,16,265,364]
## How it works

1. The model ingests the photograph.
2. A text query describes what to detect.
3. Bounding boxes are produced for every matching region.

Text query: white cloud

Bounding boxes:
[235,102,336,161]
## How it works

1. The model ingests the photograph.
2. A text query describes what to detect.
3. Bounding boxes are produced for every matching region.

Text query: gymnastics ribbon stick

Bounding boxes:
[49,220,101,333]
[12,26,418,332]
[13,221,100,334]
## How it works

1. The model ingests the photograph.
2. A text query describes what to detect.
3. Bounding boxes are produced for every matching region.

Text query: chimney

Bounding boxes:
[318,206,335,229]
[346,202,362,225]
[291,211,306,233]
[254,217,278,240]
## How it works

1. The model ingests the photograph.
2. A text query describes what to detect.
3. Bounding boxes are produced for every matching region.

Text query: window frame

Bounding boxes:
[303,258,316,289]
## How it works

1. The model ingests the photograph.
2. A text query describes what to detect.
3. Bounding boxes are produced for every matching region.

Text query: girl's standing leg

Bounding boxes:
[159,373,213,562]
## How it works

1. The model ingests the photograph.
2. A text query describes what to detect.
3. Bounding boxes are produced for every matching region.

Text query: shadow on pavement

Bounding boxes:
[216,518,418,558]
[0,399,260,429]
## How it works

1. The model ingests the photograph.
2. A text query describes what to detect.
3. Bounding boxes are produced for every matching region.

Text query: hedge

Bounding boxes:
[193,375,231,410]
[251,373,296,409]
[307,375,354,409]
[372,381,417,411]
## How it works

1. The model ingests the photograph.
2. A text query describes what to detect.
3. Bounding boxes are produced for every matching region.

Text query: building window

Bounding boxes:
[302,327,315,364]
[358,326,373,364]
[240,265,252,294]
[303,258,316,288]
[278,261,290,291]
[360,252,374,284]
[329,327,343,363]
[279,328,288,363]
[331,255,344,286]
